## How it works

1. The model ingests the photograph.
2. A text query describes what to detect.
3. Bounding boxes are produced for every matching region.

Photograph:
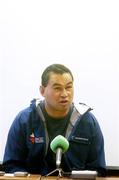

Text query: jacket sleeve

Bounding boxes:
[3,112,28,173]
[85,113,106,176]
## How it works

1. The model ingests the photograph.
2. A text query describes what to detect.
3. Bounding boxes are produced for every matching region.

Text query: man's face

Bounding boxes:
[40,72,74,116]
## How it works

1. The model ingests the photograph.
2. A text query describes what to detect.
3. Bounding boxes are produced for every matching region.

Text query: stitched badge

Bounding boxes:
[29,133,44,144]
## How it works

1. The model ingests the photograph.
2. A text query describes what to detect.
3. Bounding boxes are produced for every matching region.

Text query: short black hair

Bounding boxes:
[41,64,74,86]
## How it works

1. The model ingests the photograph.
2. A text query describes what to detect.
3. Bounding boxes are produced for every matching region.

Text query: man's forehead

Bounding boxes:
[49,72,72,79]
[48,73,73,85]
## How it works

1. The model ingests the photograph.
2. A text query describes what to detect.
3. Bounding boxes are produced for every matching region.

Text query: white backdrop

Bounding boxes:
[0,0,119,166]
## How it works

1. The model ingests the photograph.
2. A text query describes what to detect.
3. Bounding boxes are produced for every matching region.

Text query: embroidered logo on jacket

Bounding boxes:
[29,133,44,144]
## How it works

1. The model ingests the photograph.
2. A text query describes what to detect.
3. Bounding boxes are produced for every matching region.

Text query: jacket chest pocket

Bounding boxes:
[70,136,91,145]
[68,136,91,162]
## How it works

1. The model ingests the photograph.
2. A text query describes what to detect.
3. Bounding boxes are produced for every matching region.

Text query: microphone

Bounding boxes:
[50,135,69,168]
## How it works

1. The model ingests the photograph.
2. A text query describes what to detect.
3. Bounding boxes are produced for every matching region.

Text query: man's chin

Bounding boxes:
[58,104,70,111]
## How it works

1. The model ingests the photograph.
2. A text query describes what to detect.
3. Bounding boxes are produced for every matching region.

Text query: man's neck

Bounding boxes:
[45,104,70,119]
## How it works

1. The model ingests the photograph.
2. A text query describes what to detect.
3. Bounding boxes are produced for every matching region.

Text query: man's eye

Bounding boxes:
[54,87,61,90]
[66,86,72,89]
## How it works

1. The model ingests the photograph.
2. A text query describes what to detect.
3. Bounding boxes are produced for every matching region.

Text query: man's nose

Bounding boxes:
[60,89,68,97]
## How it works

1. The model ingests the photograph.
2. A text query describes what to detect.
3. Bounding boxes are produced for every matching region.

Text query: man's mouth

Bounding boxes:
[59,100,69,105]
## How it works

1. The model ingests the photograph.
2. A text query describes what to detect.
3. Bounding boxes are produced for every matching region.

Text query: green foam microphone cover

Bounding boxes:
[50,135,69,153]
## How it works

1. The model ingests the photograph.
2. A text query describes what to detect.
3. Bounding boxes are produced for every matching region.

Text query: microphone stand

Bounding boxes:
[45,135,69,178]
[45,148,64,177]
[45,167,63,177]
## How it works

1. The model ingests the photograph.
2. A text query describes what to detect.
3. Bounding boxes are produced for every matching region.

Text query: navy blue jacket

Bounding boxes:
[3,99,106,176]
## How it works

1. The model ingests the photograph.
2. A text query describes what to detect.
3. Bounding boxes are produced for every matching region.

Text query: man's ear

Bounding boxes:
[39,86,45,97]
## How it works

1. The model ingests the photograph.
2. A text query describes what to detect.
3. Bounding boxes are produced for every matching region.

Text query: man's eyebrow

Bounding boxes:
[52,82,73,87]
